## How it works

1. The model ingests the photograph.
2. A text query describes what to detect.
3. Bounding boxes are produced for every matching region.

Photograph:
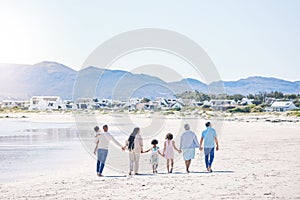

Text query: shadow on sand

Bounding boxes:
[101,175,127,178]
[102,170,235,178]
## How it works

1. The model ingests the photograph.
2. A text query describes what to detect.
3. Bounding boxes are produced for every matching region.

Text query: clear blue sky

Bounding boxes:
[0,0,299,82]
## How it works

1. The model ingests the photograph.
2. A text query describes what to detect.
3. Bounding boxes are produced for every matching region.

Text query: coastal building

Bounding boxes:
[122,101,136,110]
[265,97,276,105]
[178,99,198,107]
[29,96,65,110]
[156,97,186,110]
[64,100,75,109]
[209,99,236,111]
[110,100,126,109]
[156,97,169,107]
[170,102,184,110]
[166,98,177,105]
[136,101,159,110]
[238,98,254,106]
[75,98,94,109]
[129,98,143,105]
[100,99,112,106]
[1,100,29,109]
[270,101,297,112]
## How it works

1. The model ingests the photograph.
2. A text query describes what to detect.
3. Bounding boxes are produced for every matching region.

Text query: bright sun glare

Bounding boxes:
[0,10,34,64]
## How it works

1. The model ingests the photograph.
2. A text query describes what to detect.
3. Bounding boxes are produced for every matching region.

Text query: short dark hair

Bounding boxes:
[205,122,211,127]
[165,133,173,140]
[151,139,158,145]
[94,126,99,132]
[103,125,108,129]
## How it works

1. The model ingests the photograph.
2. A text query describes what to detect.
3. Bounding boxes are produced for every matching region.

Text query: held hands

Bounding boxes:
[216,145,219,151]
[199,147,203,151]
[178,150,182,153]
[141,149,150,154]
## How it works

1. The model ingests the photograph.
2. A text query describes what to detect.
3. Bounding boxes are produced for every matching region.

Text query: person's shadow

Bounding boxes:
[99,170,235,178]
[172,170,235,174]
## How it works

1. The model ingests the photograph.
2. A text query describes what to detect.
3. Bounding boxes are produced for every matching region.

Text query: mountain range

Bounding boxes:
[0,61,299,100]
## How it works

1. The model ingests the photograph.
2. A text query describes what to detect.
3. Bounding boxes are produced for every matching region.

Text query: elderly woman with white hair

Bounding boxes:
[179,123,200,173]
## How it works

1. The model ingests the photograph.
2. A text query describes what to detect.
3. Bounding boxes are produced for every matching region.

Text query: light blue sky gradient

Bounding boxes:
[0,0,299,81]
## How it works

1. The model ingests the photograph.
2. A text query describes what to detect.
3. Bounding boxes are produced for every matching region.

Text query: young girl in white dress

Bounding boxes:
[143,139,164,174]
[163,133,180,173]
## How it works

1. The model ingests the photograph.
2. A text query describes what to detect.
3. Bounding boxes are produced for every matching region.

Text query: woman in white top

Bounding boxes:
[122,127,144,175]
[93,125,123,177]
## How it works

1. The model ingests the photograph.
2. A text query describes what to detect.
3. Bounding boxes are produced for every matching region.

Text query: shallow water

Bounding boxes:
[0,120,82,183]
[0,119,132,183]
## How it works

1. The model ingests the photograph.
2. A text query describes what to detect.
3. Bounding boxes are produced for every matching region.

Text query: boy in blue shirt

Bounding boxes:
[200,122,219,172]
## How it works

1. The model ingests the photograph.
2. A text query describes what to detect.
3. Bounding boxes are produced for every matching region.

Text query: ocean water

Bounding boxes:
[0,118,134,183]
[0,119,86,183]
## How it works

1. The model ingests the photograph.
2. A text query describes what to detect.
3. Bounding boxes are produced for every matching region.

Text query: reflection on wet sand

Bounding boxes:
[0,128,78,145]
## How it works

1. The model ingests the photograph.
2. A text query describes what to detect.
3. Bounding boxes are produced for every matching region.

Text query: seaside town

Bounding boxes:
[1,91,299,113]
[1,1,300,200]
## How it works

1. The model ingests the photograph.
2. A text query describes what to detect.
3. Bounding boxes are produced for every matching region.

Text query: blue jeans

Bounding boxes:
[97,149,108,174]
[204,148,214,168]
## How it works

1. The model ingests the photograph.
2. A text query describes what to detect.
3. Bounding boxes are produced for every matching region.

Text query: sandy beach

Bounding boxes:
[0,112,299,199]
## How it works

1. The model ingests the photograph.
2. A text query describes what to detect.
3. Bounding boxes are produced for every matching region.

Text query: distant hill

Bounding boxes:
[0,61,299,100]
[222,76,300,95]
[0,62,76,100]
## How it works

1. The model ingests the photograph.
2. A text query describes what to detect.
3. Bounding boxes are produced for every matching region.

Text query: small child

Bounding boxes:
[94,126,101,137]
[143,139,164,174]
[163,133,180,173]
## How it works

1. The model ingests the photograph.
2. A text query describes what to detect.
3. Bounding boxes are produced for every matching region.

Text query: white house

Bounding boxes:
[75,98,94,109]
[129,98,143,105]
[29,96,65,110]
[166,98,177,105]
[122,101,136,110]
[156,97,169,108]
[271,101,297,112]
[64,100,76,109]
[170,102,184,110]
[177,98,198,107]
[209,99,236,111]
[136,101,159,110]
[238,98,254,106]
[265,97,276,105]
[1,100,29,109]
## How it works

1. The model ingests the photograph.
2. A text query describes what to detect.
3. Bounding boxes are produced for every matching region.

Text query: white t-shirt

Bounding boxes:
[95,132,122,150]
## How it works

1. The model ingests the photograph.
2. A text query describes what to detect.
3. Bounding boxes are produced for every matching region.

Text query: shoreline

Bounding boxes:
[0,117,299,199]
[0,110,299,124]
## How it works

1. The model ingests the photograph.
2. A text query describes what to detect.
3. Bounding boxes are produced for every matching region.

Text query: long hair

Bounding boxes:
[130,127,140,137]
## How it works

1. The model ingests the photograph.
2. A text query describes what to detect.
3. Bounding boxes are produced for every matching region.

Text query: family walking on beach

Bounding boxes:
[93,122,219,177]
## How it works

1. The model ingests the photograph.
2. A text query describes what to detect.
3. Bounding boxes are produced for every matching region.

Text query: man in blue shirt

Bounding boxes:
[199,122,219,172]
